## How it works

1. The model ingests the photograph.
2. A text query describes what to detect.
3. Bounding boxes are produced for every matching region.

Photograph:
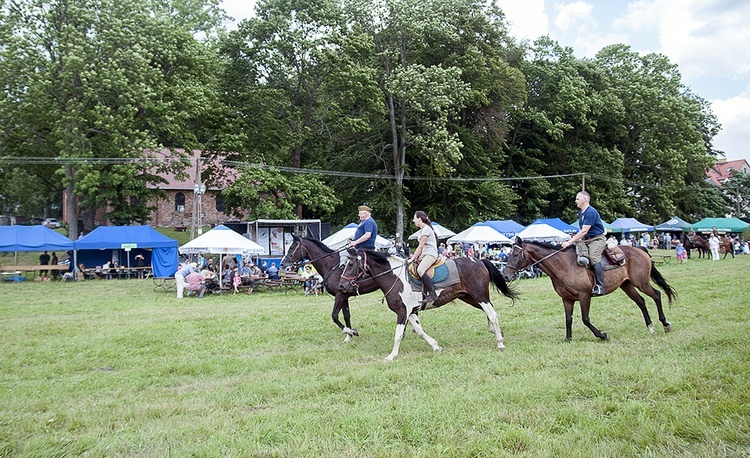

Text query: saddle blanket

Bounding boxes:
[408,258,460,292]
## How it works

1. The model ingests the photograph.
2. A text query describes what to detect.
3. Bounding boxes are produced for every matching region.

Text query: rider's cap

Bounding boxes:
[358,205,373,213]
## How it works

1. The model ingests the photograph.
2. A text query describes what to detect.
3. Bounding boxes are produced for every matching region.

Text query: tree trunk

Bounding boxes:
[64,165,78,240]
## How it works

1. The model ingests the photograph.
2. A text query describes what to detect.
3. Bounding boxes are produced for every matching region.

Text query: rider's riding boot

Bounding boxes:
[591,263,605,296]
[419,273,438,304]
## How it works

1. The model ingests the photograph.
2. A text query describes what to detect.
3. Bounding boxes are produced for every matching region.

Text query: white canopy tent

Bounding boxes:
[447,224,512,244]
[179,225,264,255]
[322,223,393,250]
[516,223,571,243]
[407,222,457,241]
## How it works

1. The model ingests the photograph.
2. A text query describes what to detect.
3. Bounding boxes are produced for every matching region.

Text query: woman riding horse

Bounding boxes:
[338,247,518,361]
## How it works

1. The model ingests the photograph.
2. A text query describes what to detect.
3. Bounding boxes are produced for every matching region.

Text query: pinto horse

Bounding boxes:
[338,248,518,361]
[281,235,380,342]
[501,238,675,342]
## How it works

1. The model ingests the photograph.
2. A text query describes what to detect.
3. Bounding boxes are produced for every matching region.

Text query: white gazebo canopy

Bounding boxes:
[408,222,457,241]
[322,223,393,250]
[179,225,264,255]
[446,223,512,244]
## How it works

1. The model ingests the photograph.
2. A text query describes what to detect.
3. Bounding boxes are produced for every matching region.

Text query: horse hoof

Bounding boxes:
[647,325,655,334]
[383,356,395,362]
[497,343,506,351]
[434,347,443,353]
[602,333,609,341]
[664,323,672,333]
[350,328,359,337]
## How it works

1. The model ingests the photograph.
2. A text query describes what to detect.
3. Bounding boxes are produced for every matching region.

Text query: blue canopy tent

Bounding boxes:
[0,225,74,281]
[655,216,692,232]
[483,220,525,238]
[609,218,654,233]
[0,225,74,252]
[74,226,178,278]
[530,218,578,234]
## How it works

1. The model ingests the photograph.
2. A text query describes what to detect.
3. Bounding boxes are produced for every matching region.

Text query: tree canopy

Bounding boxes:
[0,0,734,236]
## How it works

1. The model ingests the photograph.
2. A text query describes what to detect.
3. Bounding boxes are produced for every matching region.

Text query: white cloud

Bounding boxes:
[711,91,750,160]
[553,1,594,30]
[496,0,549,42]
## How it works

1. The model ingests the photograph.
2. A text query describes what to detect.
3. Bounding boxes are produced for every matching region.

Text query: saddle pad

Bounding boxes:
[408,256,447,278]
[409,259,460,292]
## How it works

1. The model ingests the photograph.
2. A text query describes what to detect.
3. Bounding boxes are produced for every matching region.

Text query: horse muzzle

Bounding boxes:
[338,281,356,294]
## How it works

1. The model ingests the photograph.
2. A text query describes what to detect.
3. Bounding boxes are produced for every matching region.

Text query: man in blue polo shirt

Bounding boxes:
[562,191,607,296]
[340,204,379,267]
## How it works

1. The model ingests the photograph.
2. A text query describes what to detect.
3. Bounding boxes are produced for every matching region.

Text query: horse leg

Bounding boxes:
[331,296,357,342]
[578,296,609,341]
[406,313,442,353]
[563,298,575,341]
[619,281,655,333]
[384,308,409,362]
[478,301,505,350]
[632,281,672,333]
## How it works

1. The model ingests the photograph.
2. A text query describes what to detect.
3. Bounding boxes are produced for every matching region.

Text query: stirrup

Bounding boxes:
[419,293,437,304]
[591,285,605,296]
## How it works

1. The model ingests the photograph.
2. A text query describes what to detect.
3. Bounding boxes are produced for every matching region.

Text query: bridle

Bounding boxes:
[281,239,347,271]
[503,243,566,274]
[340,250,405,293]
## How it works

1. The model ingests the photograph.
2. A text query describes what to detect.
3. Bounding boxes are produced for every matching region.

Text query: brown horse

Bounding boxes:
[501,238,675,341]
[281,235,380,342]
[720,236,735,259]
[338,248,518,361]
[689,235,711,259]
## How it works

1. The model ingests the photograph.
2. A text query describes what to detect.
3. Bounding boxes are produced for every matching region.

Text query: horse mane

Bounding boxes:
[359,249,392,268]
[302,237,335,253]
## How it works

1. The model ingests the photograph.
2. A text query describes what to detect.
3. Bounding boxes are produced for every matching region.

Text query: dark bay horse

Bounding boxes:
[281,235,381,342]
[683,234,709,259]
[338,248,518,361]
[501,238,675,342]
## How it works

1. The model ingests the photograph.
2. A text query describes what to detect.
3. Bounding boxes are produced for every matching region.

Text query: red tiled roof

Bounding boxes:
[706,159,750,187]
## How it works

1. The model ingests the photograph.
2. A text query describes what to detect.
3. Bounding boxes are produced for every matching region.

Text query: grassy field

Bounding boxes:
[1,250,748,457]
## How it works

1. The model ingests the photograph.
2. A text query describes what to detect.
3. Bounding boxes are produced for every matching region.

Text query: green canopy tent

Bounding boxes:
[690,217,750,234]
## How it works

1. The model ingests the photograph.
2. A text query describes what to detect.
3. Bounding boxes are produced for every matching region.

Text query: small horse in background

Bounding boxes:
[502,238,675,342]
[692,235,712,259]
[338,248,518,361]
[720,236,735,259]
[281,235,380,342]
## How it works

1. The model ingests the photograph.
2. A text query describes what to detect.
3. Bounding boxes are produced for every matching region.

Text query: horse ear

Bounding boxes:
[516,237,523,245]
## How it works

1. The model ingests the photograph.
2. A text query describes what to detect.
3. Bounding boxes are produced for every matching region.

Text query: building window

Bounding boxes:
[175,192,186,212]
[215,194,225,213]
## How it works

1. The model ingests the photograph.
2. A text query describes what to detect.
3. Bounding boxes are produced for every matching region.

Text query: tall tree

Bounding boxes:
[0,0,221,237]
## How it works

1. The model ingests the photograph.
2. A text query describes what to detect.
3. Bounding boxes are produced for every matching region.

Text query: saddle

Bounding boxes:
[407,257,460,290]
[600,245,627,270]
[408,257,448,281]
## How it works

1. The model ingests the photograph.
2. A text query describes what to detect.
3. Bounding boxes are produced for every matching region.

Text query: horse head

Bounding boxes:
[338,247,368,294]
[280,234,304,271]
[501,237,530,282]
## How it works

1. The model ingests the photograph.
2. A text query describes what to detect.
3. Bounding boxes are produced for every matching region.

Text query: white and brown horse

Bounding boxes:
[338,248,518,361]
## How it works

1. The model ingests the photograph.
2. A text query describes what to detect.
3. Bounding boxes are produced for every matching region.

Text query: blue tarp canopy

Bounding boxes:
[0,225,74,252]
[483,220,525,238]
[74,226,178,278]
[530,218,578,234]
[609,218,654,233]
[655,216,692,232]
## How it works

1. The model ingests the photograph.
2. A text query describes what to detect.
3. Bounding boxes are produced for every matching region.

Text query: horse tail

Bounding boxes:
[650,265,677,304]
[481,259,519,302]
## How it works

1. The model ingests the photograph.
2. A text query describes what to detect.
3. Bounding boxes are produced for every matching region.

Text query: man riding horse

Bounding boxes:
[561,191,607,296]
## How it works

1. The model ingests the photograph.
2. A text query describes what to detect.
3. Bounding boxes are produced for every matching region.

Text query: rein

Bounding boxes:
[505,244,566,273]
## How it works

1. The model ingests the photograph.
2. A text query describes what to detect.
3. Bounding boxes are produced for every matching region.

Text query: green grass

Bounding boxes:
[1,251,749,457]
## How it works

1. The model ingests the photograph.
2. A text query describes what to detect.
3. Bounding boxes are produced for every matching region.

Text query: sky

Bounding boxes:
[220,0,750,162]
